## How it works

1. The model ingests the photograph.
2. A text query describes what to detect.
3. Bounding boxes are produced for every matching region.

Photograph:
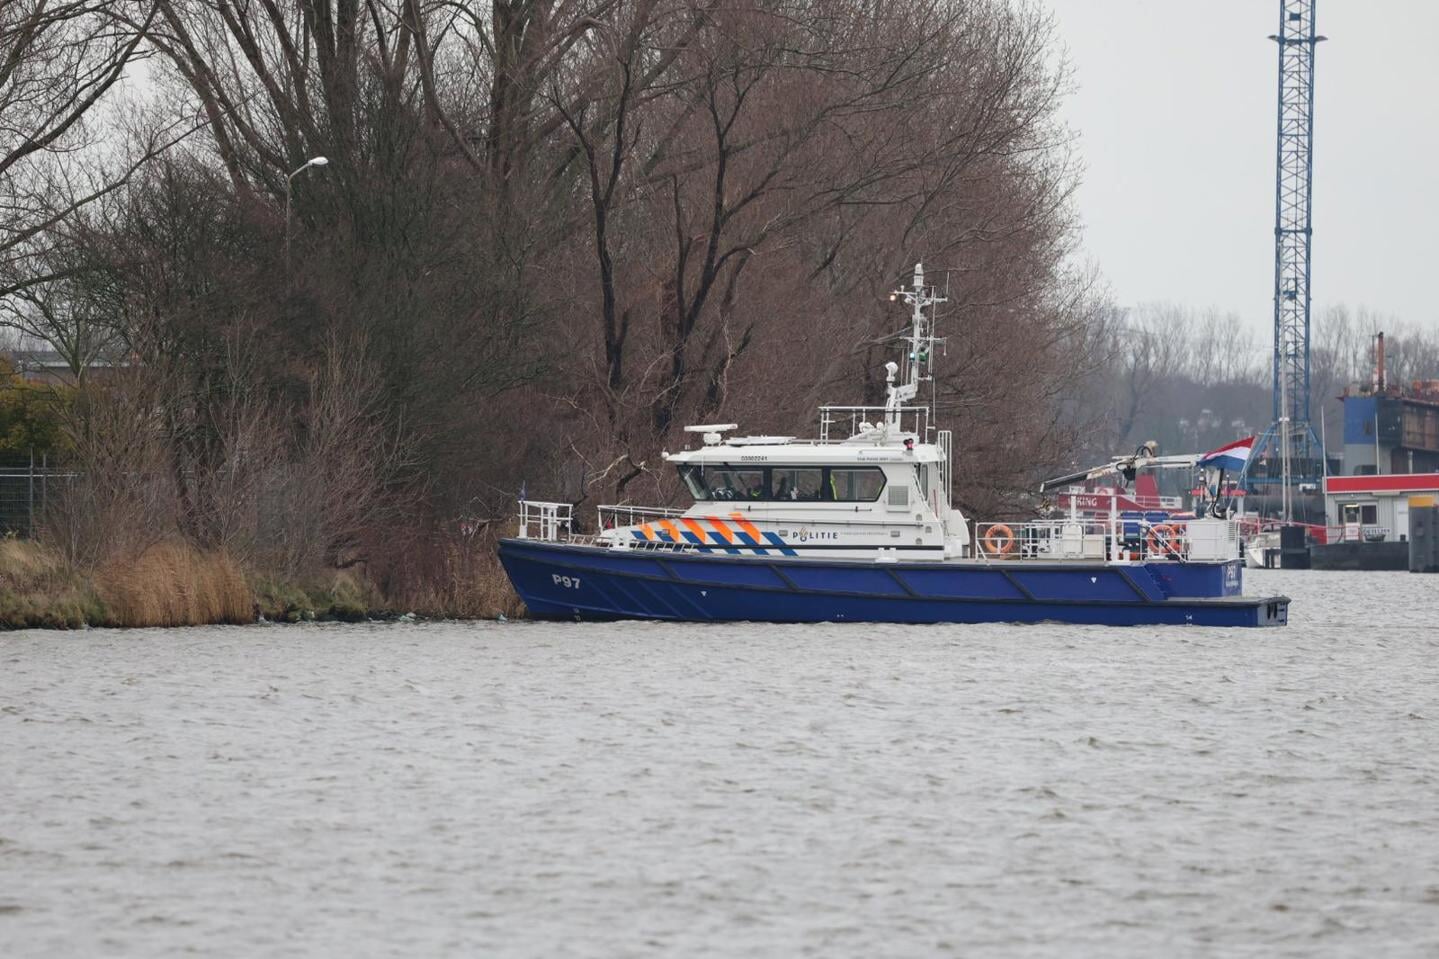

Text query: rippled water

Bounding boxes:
[3,570,1439,956]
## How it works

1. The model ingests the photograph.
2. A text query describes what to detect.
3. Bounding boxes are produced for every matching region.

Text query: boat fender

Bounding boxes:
[981,524,1016,556]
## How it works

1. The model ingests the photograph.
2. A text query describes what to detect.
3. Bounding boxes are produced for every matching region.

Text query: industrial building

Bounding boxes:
[1338,384,1439,476]
[1312,364,1439,568]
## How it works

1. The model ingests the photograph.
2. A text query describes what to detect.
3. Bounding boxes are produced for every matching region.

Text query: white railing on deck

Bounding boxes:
[517,500,572,541]
[819,405,930,443]
[517,501,706,550]
[973,518,1205,563]
[597,503,687,530]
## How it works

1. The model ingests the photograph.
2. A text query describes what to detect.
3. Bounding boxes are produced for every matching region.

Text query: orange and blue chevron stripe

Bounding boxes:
[630,516,797,556]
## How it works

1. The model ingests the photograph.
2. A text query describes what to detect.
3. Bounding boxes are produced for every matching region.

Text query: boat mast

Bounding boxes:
[886,263,946,430]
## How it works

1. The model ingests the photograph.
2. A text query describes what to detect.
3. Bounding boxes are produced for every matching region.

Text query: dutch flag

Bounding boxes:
[1197,435,1256,472]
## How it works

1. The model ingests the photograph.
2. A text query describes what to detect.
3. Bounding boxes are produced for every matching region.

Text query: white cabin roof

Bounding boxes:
[664,437,941,465]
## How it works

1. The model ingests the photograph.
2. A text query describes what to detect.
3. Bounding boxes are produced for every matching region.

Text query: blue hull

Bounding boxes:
[498,539,1289,628]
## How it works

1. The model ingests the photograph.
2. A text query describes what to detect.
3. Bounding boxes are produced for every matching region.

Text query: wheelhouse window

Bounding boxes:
[828,467,886,502]
[680,465,766,501]
[678,464,885,502]
[771,467,823,501]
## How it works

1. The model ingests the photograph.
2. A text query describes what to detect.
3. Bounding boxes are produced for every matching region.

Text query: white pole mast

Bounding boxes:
[886,263,946,430]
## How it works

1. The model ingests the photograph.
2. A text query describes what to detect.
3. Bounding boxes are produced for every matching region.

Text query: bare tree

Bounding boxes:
[45,369,176,568]
[0,271,121,379]
[0,1,160,297]
[249,330,411,576]
[524,0,1099,515]
[32,0,1143,582]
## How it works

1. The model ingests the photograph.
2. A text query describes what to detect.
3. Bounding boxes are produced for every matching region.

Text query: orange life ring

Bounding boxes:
[1146,523,1185,556]
[981,523,1016,556]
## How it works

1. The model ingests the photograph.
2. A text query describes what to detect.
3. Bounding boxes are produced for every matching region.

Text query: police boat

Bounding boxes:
[498,265,1289,627]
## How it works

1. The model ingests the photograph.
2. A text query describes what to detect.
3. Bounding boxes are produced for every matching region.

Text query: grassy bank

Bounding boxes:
[0,539,108,629]
[0,537,521,630]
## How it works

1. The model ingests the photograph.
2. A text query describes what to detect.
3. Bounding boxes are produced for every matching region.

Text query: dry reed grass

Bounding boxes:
[251,568,382,622]
[96,542,254,627]
[0,537,64,583]
[4,524,515,630]
[379,527,523,619]
[440,541,523,619]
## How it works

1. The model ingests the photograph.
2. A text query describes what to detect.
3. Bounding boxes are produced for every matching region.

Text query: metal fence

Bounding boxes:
[0,452,74,538]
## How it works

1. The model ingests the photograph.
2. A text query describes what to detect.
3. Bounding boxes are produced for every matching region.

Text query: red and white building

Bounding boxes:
[1322,473,1439,543]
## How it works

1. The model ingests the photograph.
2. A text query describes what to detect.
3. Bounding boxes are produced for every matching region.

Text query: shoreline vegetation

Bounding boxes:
[0,537,522,630]
[4,0,1109,589]
[4,1,1438,629]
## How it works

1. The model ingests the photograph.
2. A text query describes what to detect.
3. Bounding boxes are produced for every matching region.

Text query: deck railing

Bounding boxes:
[518,501,704,549]
[597,503,687,530]
[818,405,930,443]
[973,517,1209,563]
[517,500,572,541]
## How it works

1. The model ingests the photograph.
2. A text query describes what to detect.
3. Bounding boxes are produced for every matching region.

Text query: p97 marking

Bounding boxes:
[552,574,582,590]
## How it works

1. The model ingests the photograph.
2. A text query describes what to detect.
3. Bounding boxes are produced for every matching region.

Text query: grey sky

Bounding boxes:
[1045,0,1439,333]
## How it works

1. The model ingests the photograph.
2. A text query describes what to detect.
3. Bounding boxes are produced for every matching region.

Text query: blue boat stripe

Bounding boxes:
[712,528,743,554]
[707,532,740,554]
[732,531,769,555]
[762,532,798,556]
[680,531,712,553]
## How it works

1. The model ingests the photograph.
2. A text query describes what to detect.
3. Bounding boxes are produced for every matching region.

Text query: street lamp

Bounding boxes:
[285,156,329,278]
